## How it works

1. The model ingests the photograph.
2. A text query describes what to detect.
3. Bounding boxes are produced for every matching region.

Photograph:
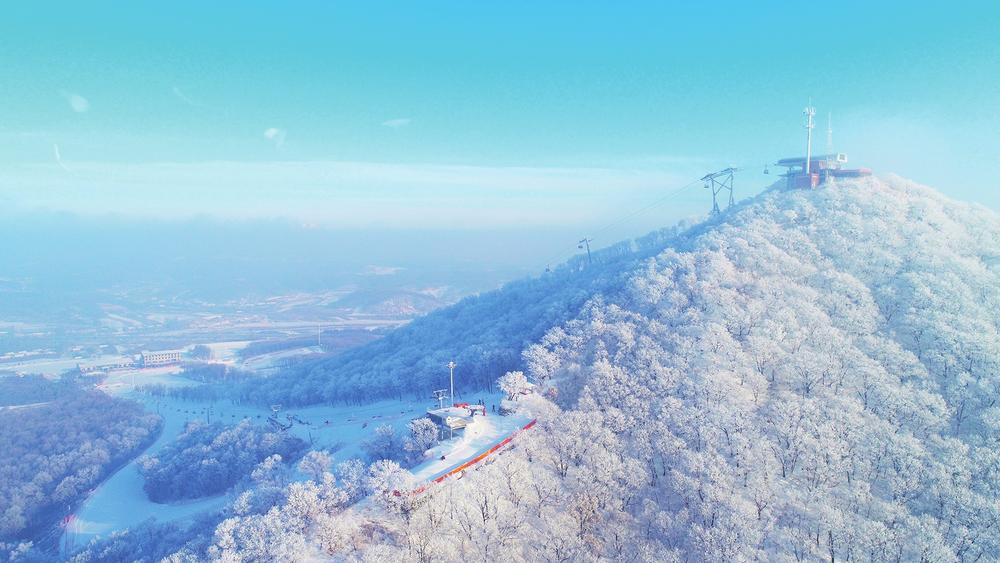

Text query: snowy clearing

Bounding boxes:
[63,369,505,552]
[409,409,533,486]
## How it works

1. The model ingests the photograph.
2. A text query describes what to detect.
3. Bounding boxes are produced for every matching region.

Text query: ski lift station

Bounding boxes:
[427,403,487,440]
[700,105,873,217]
[426,361,488,439]
[775,153,872,189]
[770,104,871,189]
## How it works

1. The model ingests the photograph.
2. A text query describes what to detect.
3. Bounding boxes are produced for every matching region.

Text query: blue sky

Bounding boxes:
[1,1,998,240]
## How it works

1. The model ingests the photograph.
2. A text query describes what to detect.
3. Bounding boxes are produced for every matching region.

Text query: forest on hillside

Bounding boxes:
[236,221,695,407]
[52,177,1000,562]
[0,374,81,407]
[29,179,1000,562]
[138,420,306,503]
[0,388,161,544]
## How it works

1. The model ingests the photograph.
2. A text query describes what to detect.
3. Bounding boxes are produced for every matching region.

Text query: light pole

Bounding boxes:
[448,361,457,404]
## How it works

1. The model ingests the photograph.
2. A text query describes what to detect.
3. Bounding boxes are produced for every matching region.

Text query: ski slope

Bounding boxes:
[62,372,506,553]
[410,409,534,487]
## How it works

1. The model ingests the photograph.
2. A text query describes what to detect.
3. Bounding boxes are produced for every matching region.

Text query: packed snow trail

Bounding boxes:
[420,419,536,490]
[63,369,505,554]
[61,387,423,553]
[61,397,228,554]
[407,411,535,495]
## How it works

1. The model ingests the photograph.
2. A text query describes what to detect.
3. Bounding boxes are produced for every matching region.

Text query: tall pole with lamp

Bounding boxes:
[447,361,457,404]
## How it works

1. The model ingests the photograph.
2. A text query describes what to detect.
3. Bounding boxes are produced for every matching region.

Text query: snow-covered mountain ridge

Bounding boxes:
[123,175,998,561]
[356,175,999,560]
[514,175,1000,561]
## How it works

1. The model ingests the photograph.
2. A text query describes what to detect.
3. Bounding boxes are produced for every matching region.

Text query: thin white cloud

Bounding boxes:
[0,159,703,228]
[362,265,405,276]
[60,91,90,113]
[171,86,203,107]
[381,118,412,128]
[52,144,71,172]
[264,127,287,149]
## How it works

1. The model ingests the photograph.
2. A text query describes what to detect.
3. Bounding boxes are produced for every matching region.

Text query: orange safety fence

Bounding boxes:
[398,419,538,496]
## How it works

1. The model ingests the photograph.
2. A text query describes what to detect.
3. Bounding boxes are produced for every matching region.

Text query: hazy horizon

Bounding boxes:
[2,3,999,561]
[2,1,998,250]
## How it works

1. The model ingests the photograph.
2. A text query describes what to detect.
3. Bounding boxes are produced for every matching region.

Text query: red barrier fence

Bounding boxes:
[402,418,538,496]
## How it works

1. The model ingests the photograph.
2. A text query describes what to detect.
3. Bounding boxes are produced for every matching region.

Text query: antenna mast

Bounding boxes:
[804,101,816,176]
[826,112,833,155]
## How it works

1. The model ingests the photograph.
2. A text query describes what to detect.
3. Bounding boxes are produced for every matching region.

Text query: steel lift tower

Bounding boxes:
[577,238,593,265]
[701,167,737,215]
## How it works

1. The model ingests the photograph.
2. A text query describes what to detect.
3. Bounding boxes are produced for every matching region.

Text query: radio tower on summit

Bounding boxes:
[826,112,834,155]
[803,101,816,175]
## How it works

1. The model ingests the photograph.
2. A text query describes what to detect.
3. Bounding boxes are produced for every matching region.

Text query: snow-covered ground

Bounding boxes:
[0,340,249,378]
[96,365,192,393]
[0,401,50,412]
[63,366,504,552]
[0,354,132,377]
[205,340,251,363]
[410,408,533,485]
[63,391,420,550]
[62,395,230,553]
[239,345,324,373]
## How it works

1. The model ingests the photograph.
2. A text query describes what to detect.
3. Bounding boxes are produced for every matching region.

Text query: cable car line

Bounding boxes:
[537,174,711,273]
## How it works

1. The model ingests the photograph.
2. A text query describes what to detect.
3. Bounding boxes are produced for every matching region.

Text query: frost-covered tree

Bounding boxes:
[0,390,160,542]
[297,450,333,482]
[498,370,530,400]
[129,177,1000,561]
[366,460,417,519]
[361,423,404,462]
[334,459,368,504]
[402,418,438,466]
[138,421,305,502]
[335,177,1000,561]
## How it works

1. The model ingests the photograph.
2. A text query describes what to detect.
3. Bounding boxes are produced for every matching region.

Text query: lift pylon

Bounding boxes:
[701,167,737,215]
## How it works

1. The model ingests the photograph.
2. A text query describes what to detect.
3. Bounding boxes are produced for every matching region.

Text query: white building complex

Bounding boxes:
[139,350,183,367]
